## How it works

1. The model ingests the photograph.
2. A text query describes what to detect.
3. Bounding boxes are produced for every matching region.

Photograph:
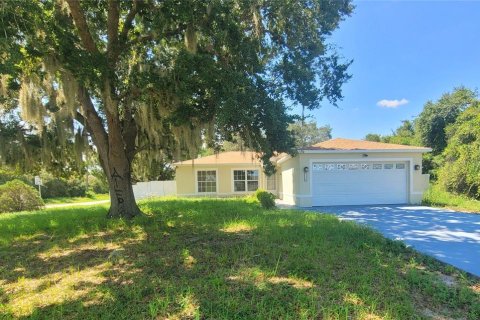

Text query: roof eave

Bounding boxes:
[173,162,262,167]
[298,148,432,153]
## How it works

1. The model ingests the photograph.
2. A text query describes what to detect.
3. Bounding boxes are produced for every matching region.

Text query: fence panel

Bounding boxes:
[132,180,176,199]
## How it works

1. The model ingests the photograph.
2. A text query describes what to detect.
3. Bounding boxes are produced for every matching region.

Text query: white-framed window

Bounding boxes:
[325,164,335,171]
[396,163,405,169]
[384,164,394,170]
[372,164,382,170]
[361,163,370,170]
[233,169,259,192]
[348,163,359,170]
[197,170,217,193]
[266,174,276,191]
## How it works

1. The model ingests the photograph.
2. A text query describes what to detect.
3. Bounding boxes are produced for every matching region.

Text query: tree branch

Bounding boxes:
[77,85,110,174]
[119,0,140,45]
[122,102,138,163]
[107,0,120,63]
[125,27,183,47]
[65,0,99,54]
[75,111,86,127]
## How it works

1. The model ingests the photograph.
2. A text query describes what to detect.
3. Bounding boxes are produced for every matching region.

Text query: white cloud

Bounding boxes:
[376,98,409,108]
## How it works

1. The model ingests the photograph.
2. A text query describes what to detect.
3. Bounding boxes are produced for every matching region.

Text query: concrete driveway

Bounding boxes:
[308,205,480,277]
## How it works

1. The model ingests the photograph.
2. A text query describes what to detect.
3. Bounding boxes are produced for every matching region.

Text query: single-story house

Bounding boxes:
[174,138,431,207]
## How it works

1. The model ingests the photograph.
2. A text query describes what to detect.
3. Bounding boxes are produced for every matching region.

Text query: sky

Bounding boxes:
[297,0,480,139]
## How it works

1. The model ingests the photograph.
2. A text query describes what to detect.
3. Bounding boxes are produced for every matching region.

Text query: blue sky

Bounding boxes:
[298,0,480,139]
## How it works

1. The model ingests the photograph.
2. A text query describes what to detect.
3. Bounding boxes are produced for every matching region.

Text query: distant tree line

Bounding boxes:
[365,87,480,199]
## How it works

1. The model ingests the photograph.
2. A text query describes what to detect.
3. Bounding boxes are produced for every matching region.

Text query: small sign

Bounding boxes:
[34,176,42,186]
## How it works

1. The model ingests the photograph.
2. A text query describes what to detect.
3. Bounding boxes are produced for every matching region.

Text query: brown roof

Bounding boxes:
[174,151,262,166]
[302,138,430,151]
[175,139,430,166]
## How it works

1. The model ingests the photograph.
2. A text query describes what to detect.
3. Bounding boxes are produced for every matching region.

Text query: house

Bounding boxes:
[174,138,431,207]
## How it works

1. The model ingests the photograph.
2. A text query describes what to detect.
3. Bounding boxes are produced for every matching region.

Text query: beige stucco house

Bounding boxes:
[174,138,431,207]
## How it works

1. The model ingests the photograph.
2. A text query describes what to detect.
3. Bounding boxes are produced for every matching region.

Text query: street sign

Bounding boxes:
[34,176,43,198]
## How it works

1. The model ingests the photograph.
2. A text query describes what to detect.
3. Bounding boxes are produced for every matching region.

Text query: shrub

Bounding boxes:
[67,179,87,197]
[0,179,44,213]
[42,177,87,198]
[42,178,69,198]
[255,189,276,209]
[0,168,32,186]
[89,175,109,194]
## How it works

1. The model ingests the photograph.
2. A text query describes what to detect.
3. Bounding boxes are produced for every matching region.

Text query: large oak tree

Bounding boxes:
[0,0,352,218]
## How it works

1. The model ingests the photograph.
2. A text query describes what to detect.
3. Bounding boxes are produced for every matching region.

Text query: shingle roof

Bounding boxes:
[174,151,262,166]
[302,138,431,151]
[174,139,430,166]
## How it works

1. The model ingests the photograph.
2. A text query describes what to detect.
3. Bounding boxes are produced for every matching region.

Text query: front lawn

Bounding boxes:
[423,184,480,214]
[43,193,110,205]
[0,198,479,319]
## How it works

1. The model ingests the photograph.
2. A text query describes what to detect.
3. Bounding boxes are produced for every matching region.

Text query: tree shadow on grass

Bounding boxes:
[0,198,473,319]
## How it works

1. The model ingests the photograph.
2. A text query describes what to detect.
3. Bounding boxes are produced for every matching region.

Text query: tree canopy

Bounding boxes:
[415,87,477,154]
[364,133,381,142]
[365,87,480,199]
[0,0,353,217]
[438,102,480,198]
[288,119,332,148]
[364,120,416,146]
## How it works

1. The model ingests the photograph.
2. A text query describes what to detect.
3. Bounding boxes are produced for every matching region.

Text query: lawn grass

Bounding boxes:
[0,198,479,319]
[43,193,109,205]
[423,184,480,214]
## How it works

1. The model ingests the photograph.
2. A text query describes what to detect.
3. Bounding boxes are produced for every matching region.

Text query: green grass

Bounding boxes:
[423,184,480,213]
[0,198,479,319]
[43,193,109,205]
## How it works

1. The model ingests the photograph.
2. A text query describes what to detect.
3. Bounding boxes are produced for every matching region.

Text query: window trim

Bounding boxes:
[231,168,260,193]
[195,169,218,194]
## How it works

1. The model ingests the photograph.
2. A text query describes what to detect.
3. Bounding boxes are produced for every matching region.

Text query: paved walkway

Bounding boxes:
[298,204,480,277]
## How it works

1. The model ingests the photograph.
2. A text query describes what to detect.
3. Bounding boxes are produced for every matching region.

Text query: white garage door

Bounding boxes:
[311,161,408,206]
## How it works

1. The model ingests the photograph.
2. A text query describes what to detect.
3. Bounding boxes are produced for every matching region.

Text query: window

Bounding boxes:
[233,169,259,192]
[197,170,216,193]
[348,163,359,170]
[361,163,370,170]
[384,164,393,169]
[372,164,382,170]
[266,174,276,191]
[325,164,335,171]
[396,163,405,169]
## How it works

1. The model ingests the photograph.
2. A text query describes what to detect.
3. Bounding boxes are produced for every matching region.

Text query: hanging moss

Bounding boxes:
[184,23,197,54]
[74,128,85,165]
[57,70,78,119]
[19,77,45,126]
[252,6,263,37]
[0,74,10,97]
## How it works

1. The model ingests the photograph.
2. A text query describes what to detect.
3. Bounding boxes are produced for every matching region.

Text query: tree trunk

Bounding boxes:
[106,152,142,219]
[77,86,141,218]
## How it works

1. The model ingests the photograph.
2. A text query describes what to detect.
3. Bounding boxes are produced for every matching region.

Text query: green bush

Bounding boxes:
[67,179,87,197]
[42,178,87,198]
[436,104,480,199]
[42,178,69,198]
[89,175,109,194]
[0,168,32,186]
[0,179,44,213]
[255,189,276,209]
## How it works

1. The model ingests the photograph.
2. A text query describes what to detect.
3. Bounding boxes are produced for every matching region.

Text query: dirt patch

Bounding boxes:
[421,307,465,320]
[438,273,458,288]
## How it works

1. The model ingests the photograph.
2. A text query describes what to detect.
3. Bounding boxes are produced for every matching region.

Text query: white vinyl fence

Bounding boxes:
[132,180,176,199]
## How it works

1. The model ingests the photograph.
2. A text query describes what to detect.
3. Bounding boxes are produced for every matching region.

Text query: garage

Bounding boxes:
[311,161,408,206]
